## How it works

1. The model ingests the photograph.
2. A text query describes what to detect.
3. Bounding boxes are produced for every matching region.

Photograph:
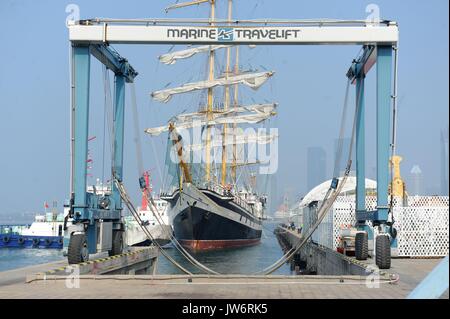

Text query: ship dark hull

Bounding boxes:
[166,185,263,251]
[173,205,262,250]
[132,238,171,247]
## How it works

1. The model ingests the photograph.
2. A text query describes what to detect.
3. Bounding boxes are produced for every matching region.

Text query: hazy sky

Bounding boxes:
[0,0,448,215]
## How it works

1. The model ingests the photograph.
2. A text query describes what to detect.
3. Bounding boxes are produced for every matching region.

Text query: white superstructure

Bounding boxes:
[124,198,172,247]
[21,213,64,237]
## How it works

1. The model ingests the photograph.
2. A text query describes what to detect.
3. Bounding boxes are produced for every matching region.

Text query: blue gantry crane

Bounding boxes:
[66,18,398,268]
[346,44,398,269]
[66,43,137,264]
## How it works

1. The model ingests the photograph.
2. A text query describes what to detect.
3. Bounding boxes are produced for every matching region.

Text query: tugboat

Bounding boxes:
[0,202,64,249]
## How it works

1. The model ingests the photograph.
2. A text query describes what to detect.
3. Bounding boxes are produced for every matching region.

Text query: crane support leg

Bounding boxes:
[67,44,137,263]
[374,45,394,268]
[348,46,376,257]
[71,45,98,254]
[355,76,366,219]
[111,74,126,253]
[112,75,125,211]
[73,45,90,222]
[355,73,373,253]
[348,45,395,266]
[375,45,392,225]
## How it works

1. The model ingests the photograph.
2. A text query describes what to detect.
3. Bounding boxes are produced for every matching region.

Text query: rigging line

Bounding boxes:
[104,69,114,153]
[125,73,214,274]
[123,203,191,275]
[142,185,221,275]
[333,79,351,177]
[256,77,361,275]
[114,178,193,275]
[259,165,352,275]
[158,138,213,270]
[347,74,364,168]
[387,46,400,224]
[103,67,115,185]
[118,184,193,275]
[101,66,108,184]
[130,83,144,176]
[146,98,165,192]
[150,136,164,192]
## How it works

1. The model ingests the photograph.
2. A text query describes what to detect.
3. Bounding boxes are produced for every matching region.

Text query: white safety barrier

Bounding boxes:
[305,196,449,257]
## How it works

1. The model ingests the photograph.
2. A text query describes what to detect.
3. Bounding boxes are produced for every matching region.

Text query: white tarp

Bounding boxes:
[151,71,274,103]
[145,112,274,136]
[159,45,232,65]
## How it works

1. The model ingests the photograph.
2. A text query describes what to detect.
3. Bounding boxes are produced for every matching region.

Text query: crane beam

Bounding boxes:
[89,44,138,83]
[68,20,398,45]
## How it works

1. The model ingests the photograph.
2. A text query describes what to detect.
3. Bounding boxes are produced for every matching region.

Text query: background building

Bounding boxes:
[410,165,423,196]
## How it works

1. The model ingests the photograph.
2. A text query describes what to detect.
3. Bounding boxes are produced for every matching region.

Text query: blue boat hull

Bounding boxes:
[0,234,63,249]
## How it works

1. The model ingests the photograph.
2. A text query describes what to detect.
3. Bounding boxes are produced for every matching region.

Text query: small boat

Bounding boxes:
[0,209,64,249]
[124,171,172,247]
[124,197,172,247]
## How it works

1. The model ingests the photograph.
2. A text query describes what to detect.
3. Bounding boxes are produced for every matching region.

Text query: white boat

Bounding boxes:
[0,205,65,249]
[124,197,172,247]
[124,172,172,247]
[21,213,64,237]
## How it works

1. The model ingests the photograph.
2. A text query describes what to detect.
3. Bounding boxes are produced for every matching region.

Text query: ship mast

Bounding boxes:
[231,46,239,184]
[148,0,278,191]
[221,0,232,186]
[205,0,216,184]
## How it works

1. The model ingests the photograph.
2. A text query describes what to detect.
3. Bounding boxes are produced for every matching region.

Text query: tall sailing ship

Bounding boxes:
[145,0,278,250]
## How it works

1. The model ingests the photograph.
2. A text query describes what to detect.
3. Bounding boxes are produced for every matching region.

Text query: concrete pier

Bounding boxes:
[0,246,158,288]
[0,237,447,299]
[274,225,449,298]
[29,246,159,279]
[275,226,372,275]
[0,267,445,299]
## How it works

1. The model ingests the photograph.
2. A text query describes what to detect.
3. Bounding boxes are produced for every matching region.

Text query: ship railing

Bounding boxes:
[203,183,234,199]
[202,183,258,216]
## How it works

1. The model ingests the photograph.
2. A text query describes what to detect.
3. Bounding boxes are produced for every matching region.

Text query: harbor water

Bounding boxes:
[156,221,291,275]
[0,248,64,272]
[0,221,291,274]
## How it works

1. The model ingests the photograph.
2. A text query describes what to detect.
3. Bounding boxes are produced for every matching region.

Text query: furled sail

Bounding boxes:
[184,133,278,152]
[165,0,209,12]
[159,45,232,65]
[175,103,278,121]
[145,111,275,136]
[151,71,274,103]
